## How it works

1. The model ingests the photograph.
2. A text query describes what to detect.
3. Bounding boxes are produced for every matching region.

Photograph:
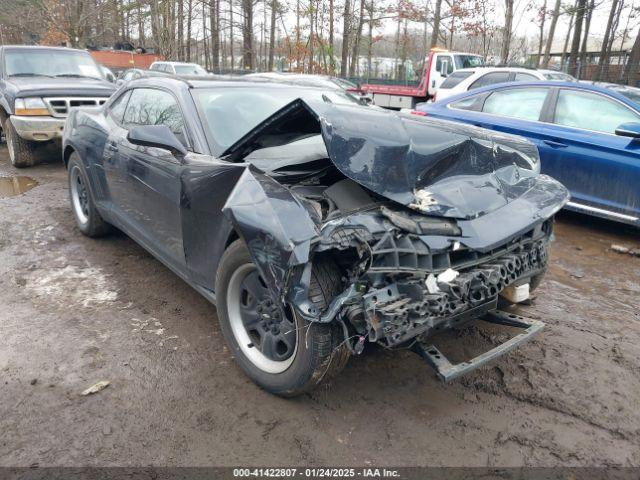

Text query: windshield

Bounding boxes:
[454,55,484,69]
[4,49,103,79]
[192,87,362,153]
[174,64,207,75]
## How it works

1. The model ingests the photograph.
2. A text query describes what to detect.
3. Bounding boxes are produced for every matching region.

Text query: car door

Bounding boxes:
[117,87,189,268]
[540,88,640,220]
[431,54,454,92]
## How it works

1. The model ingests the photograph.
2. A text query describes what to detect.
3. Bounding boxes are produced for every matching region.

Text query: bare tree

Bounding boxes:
[595,0,620,79]
[568,0,587,76]
[340,0,351,76]
[623,26,640,85]
[430,0,443,47]
[500,0,514,63]
[542,0,562,67]
[268,0,277,70]
[241,0,255,69]
[536,0,547,67]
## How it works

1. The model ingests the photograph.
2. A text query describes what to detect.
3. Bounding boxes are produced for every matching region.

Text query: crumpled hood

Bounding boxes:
[319,104,544,219]
[224,98,564,220]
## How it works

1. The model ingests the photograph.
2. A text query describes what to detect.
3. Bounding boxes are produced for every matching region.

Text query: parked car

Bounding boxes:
[434,67,576,102]
[245,72,358,91]
[244,72,371,104]
[62,76,568,396]
[115,68,172,86]
[417,81,640,226]
[0,45,116,167]
[149,61,208,76]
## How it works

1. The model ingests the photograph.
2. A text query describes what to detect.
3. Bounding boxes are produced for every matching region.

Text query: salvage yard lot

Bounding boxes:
[1,147,639,467]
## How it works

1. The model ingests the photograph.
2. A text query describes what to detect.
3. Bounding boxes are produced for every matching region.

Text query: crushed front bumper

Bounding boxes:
[413,310,544,382]
[10,116,65,141]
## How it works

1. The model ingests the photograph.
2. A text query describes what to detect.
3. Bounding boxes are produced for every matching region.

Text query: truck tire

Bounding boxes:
[67,152,112,237]
[3,118,38,168]
[216,239,350,397]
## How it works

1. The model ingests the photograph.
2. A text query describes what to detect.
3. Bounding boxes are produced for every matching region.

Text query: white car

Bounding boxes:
[149,61,208,76]
[434,67,575,102]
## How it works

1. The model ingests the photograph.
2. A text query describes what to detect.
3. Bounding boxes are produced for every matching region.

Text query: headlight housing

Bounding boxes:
[14,97,49,116]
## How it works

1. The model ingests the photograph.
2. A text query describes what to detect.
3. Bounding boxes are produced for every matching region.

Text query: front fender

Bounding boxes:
[222,168,319,298]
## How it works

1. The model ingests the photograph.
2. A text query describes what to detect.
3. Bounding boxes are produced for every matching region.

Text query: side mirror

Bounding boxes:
[127,125,188,156]
[615,122,640,140]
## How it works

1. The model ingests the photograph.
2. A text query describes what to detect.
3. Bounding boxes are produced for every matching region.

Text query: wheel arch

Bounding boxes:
[63,145,76,168]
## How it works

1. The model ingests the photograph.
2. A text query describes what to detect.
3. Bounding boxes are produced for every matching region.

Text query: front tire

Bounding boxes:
[216,240,350,396]
[67,152,111,237]
[4,118,38,168]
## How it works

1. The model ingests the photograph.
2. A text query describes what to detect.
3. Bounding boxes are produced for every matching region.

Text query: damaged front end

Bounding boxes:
[222,99,569,381]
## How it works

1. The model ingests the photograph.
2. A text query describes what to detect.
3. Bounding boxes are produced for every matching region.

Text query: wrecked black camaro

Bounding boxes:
[62,77,569,396]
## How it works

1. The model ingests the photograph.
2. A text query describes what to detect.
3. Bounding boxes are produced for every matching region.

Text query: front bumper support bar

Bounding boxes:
[10,116,66,141]
[413,310,544,382]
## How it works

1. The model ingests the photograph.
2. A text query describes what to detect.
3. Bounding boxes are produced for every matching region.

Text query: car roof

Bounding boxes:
[433,80,640,110]
[154,61,202,66]
[538,69,571,75]
[454,66,543,75]
[1,45,89,54]
[125,75,343,92]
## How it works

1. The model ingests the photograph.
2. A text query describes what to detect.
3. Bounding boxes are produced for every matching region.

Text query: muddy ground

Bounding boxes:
[0,146,639,467]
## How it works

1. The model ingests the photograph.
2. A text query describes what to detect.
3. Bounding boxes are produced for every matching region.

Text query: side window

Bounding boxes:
[450,94,484,111]
[554,89,640,134]
[514,72,538,82]
[440,71,475,89]
[482,88,548,121]
[435,55,454,75]
[122,71,134,81]
[122,88,187,143]
[469,72,510,90]
[108,90,132,124]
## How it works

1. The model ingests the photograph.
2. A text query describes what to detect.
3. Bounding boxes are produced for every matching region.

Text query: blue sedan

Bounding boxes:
[417,81,640,226]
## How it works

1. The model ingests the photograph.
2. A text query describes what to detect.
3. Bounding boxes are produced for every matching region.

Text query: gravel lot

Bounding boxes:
[1,146,639,467]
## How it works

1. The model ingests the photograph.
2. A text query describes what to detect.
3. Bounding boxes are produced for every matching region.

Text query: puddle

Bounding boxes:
[0,176,38,197]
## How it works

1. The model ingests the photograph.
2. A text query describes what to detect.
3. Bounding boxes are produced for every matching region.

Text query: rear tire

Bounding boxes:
[4,118,38,168]
[67,152,111,237]
[216,240,350,396]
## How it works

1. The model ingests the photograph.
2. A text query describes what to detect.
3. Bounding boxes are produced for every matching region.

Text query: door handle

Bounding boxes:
[543,139,568,149]
[105,141,118,152]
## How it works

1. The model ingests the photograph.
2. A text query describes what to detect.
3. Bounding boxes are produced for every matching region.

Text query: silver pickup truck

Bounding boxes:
[0,45,115,167]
